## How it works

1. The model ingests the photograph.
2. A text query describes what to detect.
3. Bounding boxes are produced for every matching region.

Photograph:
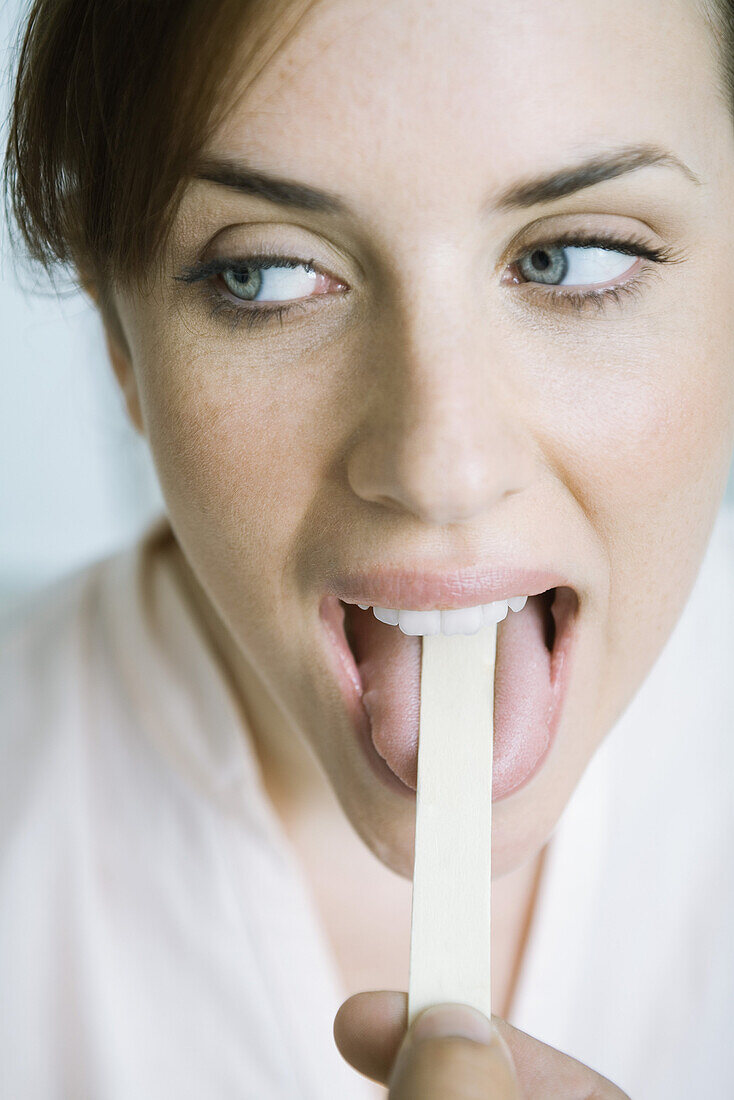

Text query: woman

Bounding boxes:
[2,0,734,1096]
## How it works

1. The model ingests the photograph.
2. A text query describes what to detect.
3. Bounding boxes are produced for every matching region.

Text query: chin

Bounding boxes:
[340,778,559,882]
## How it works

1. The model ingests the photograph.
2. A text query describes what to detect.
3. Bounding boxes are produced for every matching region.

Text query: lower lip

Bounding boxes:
[319,592,578,801]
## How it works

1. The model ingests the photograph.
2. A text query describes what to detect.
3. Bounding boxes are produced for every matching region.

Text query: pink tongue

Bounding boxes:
[355,596,552,799]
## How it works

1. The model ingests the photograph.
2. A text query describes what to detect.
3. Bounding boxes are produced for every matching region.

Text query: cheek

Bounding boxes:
[152,383,309,539]
[540,303,734,714]
[541,312,734,528]
[132,335,350,585]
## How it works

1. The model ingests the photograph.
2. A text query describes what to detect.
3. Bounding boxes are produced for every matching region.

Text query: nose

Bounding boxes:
[346,313,536,526]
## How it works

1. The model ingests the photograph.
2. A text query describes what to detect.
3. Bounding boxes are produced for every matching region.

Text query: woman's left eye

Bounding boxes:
[515,243,638,287]
[503,233,682,313]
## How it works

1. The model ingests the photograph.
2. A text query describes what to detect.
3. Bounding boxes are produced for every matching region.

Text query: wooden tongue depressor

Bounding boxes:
[407,621,497,1027]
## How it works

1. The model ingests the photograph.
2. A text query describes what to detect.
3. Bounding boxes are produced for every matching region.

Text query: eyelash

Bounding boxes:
[176,254,322,332]
[508,232,682,314]
[176,233,683,331]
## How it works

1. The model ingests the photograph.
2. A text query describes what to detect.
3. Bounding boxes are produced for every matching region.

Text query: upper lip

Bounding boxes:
[326,566,575,611]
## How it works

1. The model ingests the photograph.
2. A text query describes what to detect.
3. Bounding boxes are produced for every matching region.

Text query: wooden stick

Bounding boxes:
[407,622,497,1026]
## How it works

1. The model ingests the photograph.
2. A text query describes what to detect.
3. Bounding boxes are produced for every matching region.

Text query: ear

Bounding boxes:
[103,321,144,435]
[84,280,145,435]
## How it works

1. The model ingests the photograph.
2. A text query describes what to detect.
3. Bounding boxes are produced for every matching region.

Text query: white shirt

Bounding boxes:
[1,507,733,1099]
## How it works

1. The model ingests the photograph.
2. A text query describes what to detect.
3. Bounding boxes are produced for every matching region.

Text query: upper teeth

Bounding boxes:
[354,595,529,636]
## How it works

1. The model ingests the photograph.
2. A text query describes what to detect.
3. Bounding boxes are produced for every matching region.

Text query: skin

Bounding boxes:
[102,0,734,1092]
[333,992,632,1097]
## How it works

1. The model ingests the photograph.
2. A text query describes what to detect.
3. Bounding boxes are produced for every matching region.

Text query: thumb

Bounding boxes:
[334,991,519,1097]
[389,1003,520,1099]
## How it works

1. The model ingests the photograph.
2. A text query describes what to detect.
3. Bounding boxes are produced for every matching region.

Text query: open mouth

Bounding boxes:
[320,585,579,801]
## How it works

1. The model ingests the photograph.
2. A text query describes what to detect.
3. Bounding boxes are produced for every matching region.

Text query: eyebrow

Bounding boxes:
[196,158,348,214]
[195,143,701,217]
[492,144,701,210]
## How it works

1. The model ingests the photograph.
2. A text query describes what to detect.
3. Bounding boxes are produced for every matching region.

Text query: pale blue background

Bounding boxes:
[1,0,165,615]
[1,0,733,616]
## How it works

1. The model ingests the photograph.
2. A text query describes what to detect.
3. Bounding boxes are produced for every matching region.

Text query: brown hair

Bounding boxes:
[3,0,314,291]
[3,0,734,293]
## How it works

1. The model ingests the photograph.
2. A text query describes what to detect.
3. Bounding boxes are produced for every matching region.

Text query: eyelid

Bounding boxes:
[500,230,686,315]
[176,230,685,333]
[177,252,327,284]
[507,230,683,271]
[512,263,663,316]
[175,252,350,334]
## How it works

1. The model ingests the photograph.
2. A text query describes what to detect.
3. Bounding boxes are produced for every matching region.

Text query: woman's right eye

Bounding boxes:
[221,261,322,302]
[176,253,347,306]
[175,253,350,331]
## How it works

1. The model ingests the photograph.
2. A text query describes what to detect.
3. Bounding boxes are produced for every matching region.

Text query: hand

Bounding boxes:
[334,991,631,1098]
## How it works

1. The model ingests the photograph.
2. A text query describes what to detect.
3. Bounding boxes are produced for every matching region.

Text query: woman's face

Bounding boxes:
[112,0,734,878]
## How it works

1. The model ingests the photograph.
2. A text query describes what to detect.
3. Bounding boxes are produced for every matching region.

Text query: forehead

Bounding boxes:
[205,0,726,224]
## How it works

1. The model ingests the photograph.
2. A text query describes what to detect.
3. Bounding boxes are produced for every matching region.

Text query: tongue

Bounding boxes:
[353,596,553,799]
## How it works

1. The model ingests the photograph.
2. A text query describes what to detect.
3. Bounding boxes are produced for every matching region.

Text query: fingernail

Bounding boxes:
[411,1004,496,1045]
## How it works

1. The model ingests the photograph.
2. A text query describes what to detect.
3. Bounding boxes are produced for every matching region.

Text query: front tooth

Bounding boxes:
[508,595,528,612]
[373,606,399,625]
[357,602,370,610]
[482,600,509,624]
[441,605,483,635]
[398,609,441,635]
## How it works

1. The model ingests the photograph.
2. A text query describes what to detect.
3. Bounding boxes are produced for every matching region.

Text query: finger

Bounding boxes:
[333,990,407,1084]
[494,1016,630,1099]
[334,993,517,1094]
[335,991,630,1098]
[389,1005,520,1100]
